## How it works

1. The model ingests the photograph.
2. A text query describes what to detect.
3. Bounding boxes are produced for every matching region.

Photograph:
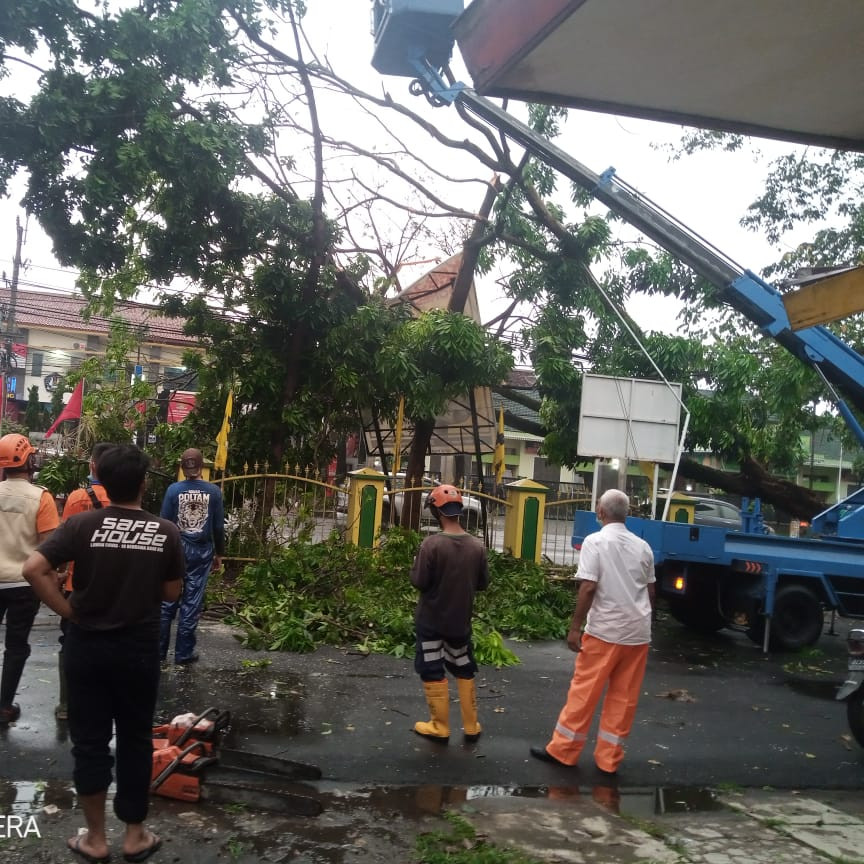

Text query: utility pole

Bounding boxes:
[0,217,24,437]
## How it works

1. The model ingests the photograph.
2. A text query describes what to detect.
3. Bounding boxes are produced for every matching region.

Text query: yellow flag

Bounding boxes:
[213,389,233,472]
[492,407,506,484]
[392,396,404,476]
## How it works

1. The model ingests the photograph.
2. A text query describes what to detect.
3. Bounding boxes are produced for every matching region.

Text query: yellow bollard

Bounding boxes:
[503,478,549,562]
[346,468,388,548]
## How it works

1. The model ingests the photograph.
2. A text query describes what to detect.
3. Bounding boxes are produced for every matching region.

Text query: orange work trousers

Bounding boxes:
[546,633,649,773]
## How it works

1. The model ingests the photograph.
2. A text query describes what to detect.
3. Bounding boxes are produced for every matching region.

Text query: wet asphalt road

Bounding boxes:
[3,607,864,864]
[4,606,861,791]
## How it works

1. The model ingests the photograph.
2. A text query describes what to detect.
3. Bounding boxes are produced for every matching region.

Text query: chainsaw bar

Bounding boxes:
[218,747,322,781]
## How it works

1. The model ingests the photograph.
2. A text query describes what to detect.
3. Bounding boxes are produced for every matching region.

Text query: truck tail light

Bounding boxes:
[848,629,864,656]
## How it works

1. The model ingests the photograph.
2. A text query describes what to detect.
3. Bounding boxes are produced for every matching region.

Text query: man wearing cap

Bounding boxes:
[0,433,59,724]
[410,483,488,744]
[159,448,225,665]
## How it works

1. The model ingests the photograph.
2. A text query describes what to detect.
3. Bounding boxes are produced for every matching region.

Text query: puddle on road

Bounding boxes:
[0,778,732,863]
[0,779,76,813]
[652,785,724,813]
[157,666,308,736]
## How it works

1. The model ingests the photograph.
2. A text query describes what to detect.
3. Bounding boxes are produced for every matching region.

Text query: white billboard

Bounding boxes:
[577,374,682,463]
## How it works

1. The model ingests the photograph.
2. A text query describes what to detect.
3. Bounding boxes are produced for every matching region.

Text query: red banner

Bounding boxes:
[168,392,196,424]
[45,379,84,437]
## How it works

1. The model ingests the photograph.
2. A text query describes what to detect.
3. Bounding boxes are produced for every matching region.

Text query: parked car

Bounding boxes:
[691,497,743,530]
[383,474,482,528]
[690,497,774,534]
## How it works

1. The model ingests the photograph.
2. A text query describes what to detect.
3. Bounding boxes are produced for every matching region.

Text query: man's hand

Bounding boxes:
[23,551,74,620]
[54,566,68,588]
[566,580,596,653]
[211,555,223,573]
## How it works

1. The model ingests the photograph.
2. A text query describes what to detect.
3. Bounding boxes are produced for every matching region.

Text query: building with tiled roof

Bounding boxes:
[0,286,200,423]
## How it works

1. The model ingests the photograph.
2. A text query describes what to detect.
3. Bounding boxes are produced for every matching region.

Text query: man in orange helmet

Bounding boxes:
[410,483,488,744]
[54,442,113,721]
[0,433,59,725]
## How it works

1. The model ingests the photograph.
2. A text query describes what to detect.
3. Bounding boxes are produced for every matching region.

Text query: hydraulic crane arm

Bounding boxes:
[453,89,864,434]
[369,2,864,443]
[371,0,864,535]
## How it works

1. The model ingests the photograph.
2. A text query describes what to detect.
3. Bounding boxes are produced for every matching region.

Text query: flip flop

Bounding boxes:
[122,834,162,863]
[68,834,111,864]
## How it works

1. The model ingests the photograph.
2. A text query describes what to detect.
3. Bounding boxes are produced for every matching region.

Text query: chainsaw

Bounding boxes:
[150,707,323,816]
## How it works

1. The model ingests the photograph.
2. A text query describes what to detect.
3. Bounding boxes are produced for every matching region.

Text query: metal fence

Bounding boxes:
[152,467,587,568]
[544,491,592,568]
[218,467,346,560]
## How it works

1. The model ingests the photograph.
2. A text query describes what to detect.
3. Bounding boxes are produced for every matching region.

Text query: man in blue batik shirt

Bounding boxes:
[160,448,225,665]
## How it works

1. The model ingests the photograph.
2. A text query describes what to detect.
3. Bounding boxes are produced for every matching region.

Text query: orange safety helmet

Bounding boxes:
[0,433,36,470]
[426,483,464,516]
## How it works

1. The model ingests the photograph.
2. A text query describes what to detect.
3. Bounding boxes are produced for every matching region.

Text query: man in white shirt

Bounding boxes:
[531,488,655,775]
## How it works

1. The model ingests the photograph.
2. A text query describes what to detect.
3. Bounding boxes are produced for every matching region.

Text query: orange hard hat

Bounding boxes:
[426,484,463,515]
[0,434,36,469]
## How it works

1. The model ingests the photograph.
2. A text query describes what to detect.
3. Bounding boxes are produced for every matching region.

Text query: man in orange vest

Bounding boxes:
[55,442,113,721]
[0,433,59,725]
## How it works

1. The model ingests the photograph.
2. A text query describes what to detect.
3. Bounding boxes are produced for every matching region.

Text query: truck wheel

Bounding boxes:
[750,584,824,651]
[666,597,726,633]
[847,689,864,748]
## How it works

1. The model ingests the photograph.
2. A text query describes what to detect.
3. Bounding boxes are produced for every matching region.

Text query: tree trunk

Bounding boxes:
[448,177,500,314]
[495,408,826,520]
[402,416,434,531]
[679,456,826,520]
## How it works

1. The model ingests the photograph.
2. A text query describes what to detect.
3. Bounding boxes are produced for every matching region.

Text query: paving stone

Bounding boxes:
[723,792,864,863]
[460,798,683,863]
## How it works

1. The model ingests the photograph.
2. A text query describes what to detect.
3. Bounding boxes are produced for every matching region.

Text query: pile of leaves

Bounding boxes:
[217,529,575,667]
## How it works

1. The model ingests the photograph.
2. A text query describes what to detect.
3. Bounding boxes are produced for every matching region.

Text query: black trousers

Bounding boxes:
[65,624,160,824]
[414,621,478,682]
[0,585,40,707]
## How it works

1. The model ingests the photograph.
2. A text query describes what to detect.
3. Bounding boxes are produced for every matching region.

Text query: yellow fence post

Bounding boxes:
[667,493,695,524]
[346,467,387,548]
[503,478,549,562]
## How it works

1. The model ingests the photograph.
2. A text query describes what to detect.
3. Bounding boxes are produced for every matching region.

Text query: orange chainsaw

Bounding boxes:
[150,707,322,815]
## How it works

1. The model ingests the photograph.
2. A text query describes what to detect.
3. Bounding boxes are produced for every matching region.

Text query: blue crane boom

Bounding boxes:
[371,0,864,652]
[453,92,864,438]
[370,0,864,441]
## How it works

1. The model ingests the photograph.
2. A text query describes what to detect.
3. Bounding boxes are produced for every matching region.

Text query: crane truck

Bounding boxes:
[371,0,864,651]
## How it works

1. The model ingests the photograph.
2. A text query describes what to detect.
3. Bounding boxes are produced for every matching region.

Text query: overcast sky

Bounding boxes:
[0,0,815,337]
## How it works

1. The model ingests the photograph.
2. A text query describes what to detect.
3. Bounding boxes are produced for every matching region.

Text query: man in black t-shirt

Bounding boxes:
[410,484,488,745]
[24,445,184,864]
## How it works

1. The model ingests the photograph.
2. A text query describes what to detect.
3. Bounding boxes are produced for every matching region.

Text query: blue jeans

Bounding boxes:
[66,623,160,824]
[160,541,213,662]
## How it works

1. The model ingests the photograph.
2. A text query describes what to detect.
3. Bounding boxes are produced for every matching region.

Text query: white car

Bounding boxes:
[383,474,482,528]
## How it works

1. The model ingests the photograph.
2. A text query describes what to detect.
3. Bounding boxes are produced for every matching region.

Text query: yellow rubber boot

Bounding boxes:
[456,677,482,742]
[414,680,450,742]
